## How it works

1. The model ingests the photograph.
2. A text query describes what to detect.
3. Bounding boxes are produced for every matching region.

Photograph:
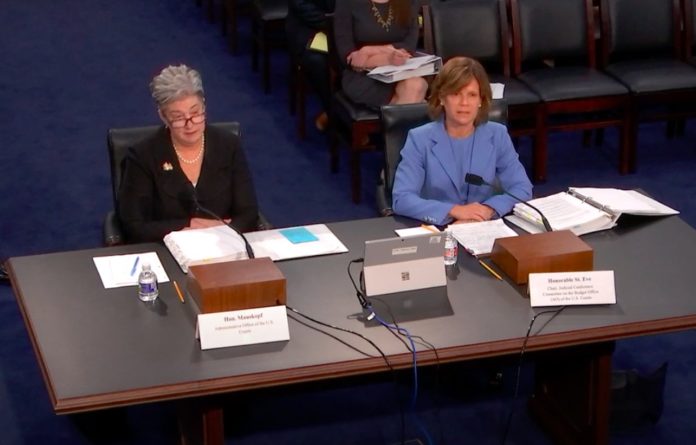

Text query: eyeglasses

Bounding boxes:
[169,113,206,129]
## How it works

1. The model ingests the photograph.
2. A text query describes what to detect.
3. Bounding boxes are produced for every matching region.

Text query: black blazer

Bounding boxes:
[117,125,259,243]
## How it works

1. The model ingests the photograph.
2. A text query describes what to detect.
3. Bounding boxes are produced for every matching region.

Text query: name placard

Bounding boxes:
[528,271,616,307]
[197,305,290,350]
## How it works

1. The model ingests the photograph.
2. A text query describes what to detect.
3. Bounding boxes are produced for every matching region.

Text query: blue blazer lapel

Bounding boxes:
[429,120,461,194]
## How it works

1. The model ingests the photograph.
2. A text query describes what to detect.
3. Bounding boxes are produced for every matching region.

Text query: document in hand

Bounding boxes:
[164,225,248,273]
[367,54,442,83]
[244,224,348,261]
[505,188,679,236]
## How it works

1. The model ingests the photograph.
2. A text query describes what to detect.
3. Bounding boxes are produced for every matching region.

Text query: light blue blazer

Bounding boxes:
[392,120,532,225]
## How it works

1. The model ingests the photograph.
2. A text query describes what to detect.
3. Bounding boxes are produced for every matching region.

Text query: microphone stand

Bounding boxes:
[186,184,256,259]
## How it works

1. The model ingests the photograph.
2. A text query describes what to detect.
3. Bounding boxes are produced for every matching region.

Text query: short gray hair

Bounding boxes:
[149,64,204,107]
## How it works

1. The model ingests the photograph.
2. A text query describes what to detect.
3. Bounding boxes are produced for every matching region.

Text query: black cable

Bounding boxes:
[371,296,443,445]
[286,305,394,372]
[501,306,567,445]
[347,258,369,309]
[286,313,376,359]
[286,304,406,444]
[347,259,437,445]
[370,296,441,365]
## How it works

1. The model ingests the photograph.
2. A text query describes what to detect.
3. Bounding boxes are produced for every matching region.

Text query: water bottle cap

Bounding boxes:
[141,261,151,270]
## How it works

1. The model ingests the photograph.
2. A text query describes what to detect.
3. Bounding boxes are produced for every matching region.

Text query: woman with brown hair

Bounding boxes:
[333,0,428,109]
[392,57,532,225]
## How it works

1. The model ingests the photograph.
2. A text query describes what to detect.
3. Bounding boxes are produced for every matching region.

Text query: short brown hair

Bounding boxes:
[427,57,492,126]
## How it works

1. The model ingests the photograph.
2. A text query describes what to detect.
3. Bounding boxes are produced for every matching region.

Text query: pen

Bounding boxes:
[173,280,185,304]
[130,256,140,276]
[478,259,503,281]
[420,224,440,234]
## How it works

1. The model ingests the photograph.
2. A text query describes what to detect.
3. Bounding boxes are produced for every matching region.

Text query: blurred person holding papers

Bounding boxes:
[334,0,427,109]
[118,64,259,242]
[392,57,532,225]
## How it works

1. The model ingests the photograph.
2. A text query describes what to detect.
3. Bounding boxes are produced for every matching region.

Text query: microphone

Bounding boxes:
[185,183,256,259]
[464,173,553,232]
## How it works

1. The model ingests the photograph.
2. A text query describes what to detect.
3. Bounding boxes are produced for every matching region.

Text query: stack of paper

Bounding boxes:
[505,188,678,236]
[245,224,348,261]
[448,219,518,256]
[164,225,248,273]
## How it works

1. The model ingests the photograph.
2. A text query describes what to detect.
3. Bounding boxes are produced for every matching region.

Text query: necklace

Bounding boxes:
[370,1,393,32]
[445,125,477,203]
[173,135,205,165]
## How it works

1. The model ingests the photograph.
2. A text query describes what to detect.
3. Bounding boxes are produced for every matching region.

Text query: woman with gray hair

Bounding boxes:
[118,64,259,242]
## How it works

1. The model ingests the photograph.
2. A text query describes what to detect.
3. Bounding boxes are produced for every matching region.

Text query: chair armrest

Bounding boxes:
[489,98,508,125]
[375,169,394,217]
[103,210,125,246]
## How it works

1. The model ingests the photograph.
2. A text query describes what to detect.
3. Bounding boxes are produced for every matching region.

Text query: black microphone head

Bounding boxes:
[465,173,486,186]
[183,182,199,213]
[184,182,197,199]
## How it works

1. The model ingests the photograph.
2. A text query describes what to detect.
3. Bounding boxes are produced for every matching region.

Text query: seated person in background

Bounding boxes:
[334,0,428,109]
[392,57,532,225]
[118,64,259,243]
[286,0,336,131]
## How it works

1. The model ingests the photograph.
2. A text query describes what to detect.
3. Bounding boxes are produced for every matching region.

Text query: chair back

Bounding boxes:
[687,0,696,58]
[107,122,241,208]
[600,0,683,63]
[510,0,596,73]
[380,103,432,196]
[425,0,510,75]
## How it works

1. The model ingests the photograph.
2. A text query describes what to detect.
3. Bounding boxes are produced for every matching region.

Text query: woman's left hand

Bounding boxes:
[449,203,496,223]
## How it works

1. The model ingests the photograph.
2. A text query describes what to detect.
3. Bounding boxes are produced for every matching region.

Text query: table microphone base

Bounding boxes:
[187,257,286,313]
[491,230,593,285]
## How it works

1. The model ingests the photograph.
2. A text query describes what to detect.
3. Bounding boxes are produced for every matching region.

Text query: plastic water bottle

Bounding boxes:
[444,228,458,266]
[137,262,159,302]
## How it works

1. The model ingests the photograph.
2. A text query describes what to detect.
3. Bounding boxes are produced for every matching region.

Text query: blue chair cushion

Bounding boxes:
[518,67,629,101]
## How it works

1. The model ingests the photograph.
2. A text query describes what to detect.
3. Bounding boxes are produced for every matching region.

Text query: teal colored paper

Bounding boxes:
[279,227,319,244]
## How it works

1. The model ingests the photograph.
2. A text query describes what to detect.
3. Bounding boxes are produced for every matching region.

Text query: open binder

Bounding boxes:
[164,224,348,272]
[506,188,679,236]
[367,54,442,84]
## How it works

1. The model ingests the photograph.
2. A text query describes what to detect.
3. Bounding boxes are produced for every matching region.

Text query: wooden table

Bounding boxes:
[9,215,696,444]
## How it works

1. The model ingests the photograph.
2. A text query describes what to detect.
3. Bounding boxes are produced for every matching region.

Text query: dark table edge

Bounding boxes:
[7,259,61,410]
[33,312,696,414]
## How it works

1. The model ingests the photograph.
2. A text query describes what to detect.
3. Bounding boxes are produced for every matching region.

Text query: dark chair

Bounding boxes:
[103,122,270,246]
[251,0,289,93]
[222,0,252,54]
[686,0,696,65]
[288,56,308,139]
[423,0,541,151]
[326,16,382,204]
[200,0,219,23]
[376,103,431,216]
[376,100,509,216]
[599,0,696,152]
[509,0,632,181]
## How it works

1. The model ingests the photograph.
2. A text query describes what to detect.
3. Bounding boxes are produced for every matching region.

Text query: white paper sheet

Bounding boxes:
[93,251,169,289]
[244,224,348,261]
